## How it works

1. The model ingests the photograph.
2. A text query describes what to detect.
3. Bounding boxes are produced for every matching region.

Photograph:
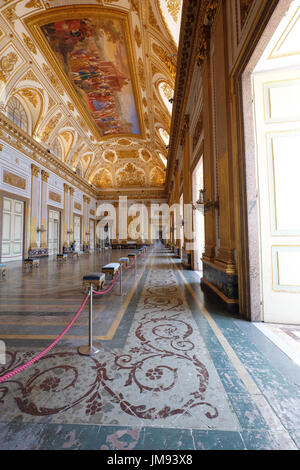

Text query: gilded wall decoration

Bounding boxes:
[140,149,152,162]
[103,150,117,164]
[240,0,254,29]
[0,51,18,83]
[166,0,182,23]
[152,43,176,78]
[42,64,65,96]
[25,0,43,8]
[2,6,17,25]
[3,170,26,190]
[150,166,165,186]
[41,112,62,142]
[118,149,139,159]
[129,0,139,13]
[22,33,37,54]
[149,4,162,34]
[49,191,61,203]
[116,163,145,187]
[135,25,142,48]
[118,138,132,146]
[19,89,38,108]
[138,58,146,91]
[93,168,113,188]
[90,209,95,216]
[74,202,82,211]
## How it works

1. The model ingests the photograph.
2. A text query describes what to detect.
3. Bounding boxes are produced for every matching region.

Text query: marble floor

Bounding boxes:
[0,246,299,450]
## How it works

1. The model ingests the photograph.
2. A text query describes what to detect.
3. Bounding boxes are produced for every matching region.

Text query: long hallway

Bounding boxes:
[0,248,299,450]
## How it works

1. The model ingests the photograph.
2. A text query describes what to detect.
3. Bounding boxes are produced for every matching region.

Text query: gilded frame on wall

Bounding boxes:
[25,6,145,142]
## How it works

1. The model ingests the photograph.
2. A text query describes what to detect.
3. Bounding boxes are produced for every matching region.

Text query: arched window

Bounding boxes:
[7,97,28,132]
[51,138,62,159]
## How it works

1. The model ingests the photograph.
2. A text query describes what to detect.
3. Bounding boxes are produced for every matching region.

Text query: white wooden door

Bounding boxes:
[253,69,300,324]
[48,209,60,255]
[89,219,94,251]
[1,197,24,261]
[74,215,81,251]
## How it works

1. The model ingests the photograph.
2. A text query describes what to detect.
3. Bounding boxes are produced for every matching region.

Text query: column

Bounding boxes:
[181,115,193,267]
[201,52,216,263]
[40,170,49,251]
[69,187,75,244]
[29,164,40,252]
[63,183,69,250]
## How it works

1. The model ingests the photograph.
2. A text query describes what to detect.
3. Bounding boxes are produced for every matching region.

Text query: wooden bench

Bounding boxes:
[24,258,39,268]
[102,262,120,280]
[57,253,68,262]
[0,264,6,278]
[83,272,105,292]
[119,257,129,267]
[128,253,137,261]
[70,251,80,259]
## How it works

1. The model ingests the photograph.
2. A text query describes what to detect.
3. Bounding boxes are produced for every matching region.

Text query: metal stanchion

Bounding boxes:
[78,283,102,356]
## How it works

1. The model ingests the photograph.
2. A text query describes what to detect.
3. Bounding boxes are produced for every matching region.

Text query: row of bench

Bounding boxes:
[82,246,147,291]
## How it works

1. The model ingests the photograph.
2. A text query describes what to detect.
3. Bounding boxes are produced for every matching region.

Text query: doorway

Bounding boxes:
[48,209,60,255]
[1,196,24,261]
[248,0,300,324]
[89,219,95,251]
[73,215,81,252]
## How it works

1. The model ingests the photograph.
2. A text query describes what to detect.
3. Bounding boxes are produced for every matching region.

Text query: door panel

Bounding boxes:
[74,216,81,252]
[1,197,24,261]
[254,69,300,324]
[48,210,60,255]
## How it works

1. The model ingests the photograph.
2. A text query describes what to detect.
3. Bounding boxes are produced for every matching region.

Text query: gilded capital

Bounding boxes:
[31,163,40,177]
[41,170,49,182]
[64,183,70,193]
[69,187,75,196]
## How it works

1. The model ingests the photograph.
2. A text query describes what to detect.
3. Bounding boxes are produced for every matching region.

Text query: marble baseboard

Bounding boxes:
[201,261,239,312]
[181,249,192,269]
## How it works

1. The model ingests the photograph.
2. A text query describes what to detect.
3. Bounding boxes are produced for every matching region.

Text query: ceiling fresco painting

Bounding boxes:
[41,16,140,138]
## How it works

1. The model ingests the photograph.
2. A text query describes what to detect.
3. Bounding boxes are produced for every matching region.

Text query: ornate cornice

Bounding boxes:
[166,0,219,193]
[0,112,97,198]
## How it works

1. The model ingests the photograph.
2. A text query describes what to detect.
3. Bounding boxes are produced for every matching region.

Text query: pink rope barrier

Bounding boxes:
[93,268,120,295]
[0,293,90,384]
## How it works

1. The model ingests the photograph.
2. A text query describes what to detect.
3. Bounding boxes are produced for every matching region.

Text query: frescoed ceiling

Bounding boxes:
[0,0,183,197]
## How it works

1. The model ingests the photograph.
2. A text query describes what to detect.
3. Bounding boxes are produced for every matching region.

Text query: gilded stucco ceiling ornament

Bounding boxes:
[140,149,152,162]
[103,150,117,164]
[67,101,74,111]
[116,162,145,187]
[22,70,38,82]
[42,64,64,96]
[134,25,142,48]
[0,52,18,83]
[41,112,62,142]
[60,131,71,143]
[19,89,38,107]
[149,4,162,34]
[22,33,37,54]
[25,0,43,9]
[150,166,166,186]
[161,82,173,101]
[152,43,176,78]
[138,58,146,91]
[118,138,132,146]
[166,0,182,22]
[2,6,17,25]
[129,0,140,14]
[240,0,254,28]
[93,169,113,189]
